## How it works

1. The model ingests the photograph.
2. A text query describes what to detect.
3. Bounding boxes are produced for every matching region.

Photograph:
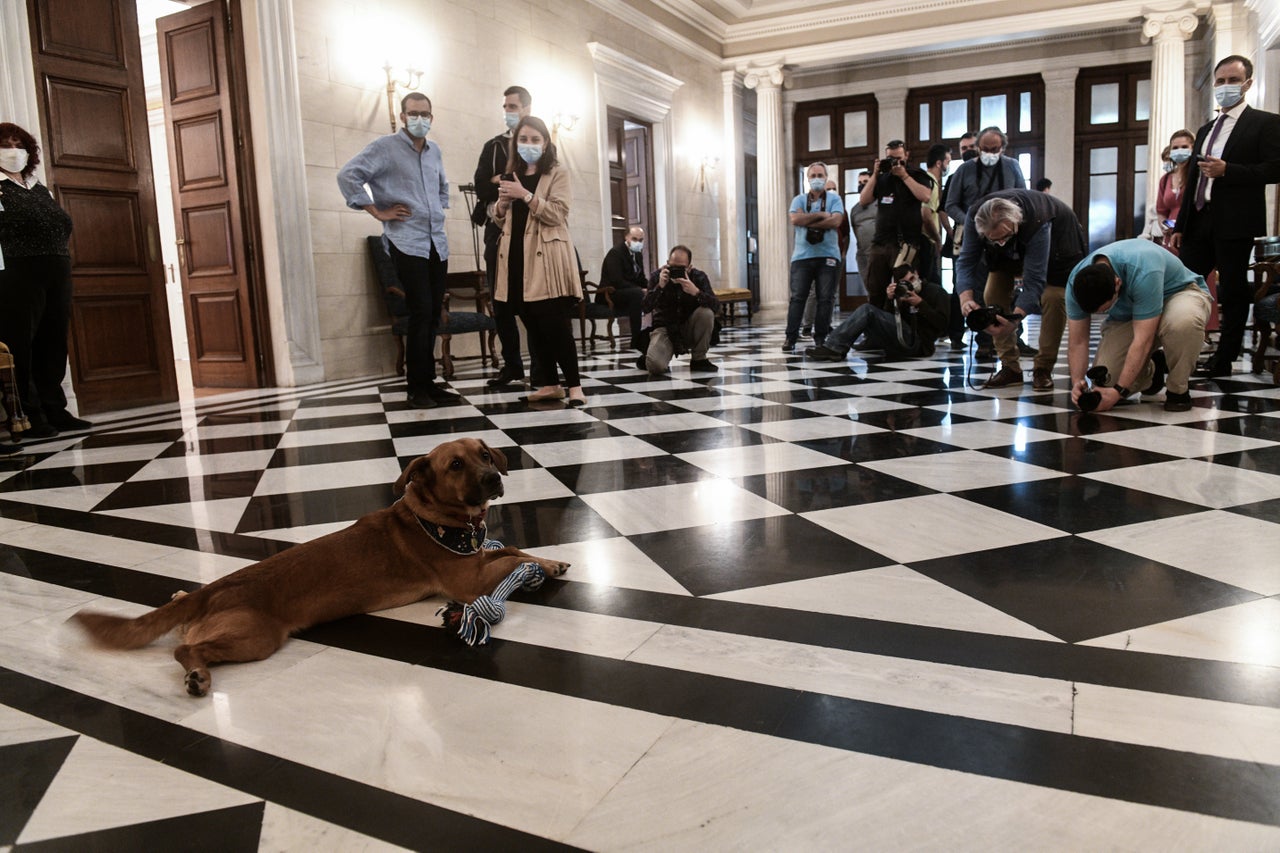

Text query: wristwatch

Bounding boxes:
[523,192,533,204]
[1113,385,1131,398]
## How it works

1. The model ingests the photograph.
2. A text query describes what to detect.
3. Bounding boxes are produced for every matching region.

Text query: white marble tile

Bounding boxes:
[496,467,576,503]
[677,442,847,477]
[1104,399,1244,425]
[604,412,731,435]
[803,493,1066,563]
[715,379,814,395]
[565,719,1280,850]
[253,457,404,497]
[831,380,940,397]
[1083,459,1280,508]
[28,443,175,470]
[485,408,597,429]
[276,424,393,448]
[579,479,789,535]
[899,420,1068,449]
[706,565,1060,641]
[857,369,944,382]
[3,483,121,513]
[664,394,779,412]
[0,702,72,747]
[184,420,293,440]
[1074,682,1280,765]
[580,391,664,407]
[131,547,254,585]
[0,573,97,632]
[753,366,849,380]
[392,429,513,458]
[790,396,914,417]
[740,415,885,441]
[178,647,674,840]
[241,520,353,544]
[384,404,485,424]
[99,497,251,534]
[292,402,388,420]
[0,523,184,569]
[523,536,692,595]
[520,435,665,467]
[1078,425,1276,458]
[19,737,259,844]
[259,803,411,853]
[1080,510,1280,595]
[861,449,1067,491]
[1234,386,1280,399]
[129,450,278,482]
[928,399,1072,420]
[1080,598,1280,667]
[623,377,708,392]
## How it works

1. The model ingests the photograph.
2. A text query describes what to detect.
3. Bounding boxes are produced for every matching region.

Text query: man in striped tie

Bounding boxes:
[1170,55,1280,378]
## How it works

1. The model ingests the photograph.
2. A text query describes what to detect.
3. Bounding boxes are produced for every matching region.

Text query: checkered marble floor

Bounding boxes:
[2,314,1279,850]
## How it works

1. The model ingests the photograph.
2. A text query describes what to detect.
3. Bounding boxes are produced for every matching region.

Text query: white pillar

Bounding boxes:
[721,70,747,292]
[0,3,42,177]
[744,64,790,309]
[1211,2,1254,91]
[1143,9,1198,207]
[876,87,909,150]
[1041,69,1078,200]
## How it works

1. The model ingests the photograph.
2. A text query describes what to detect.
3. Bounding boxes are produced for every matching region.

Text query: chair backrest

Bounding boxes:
[366,236,409,335]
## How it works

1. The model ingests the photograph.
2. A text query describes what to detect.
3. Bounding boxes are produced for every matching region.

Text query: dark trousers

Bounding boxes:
[485,224,524,374]
[0,254,73,427]
[1178,204,1254,366]
[602,285,646,350]
[826,303,923,358]
[786,257,840,343]
[522,296,581,388]
[389,241,447,393]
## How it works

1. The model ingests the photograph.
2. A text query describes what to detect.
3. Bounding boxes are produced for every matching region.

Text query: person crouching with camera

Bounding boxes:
[783,162,845,352]
[806,264,949,361]
[639,245,719,375]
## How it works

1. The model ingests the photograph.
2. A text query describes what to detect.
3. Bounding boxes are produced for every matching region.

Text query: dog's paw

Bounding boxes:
[184,669,210,697]
[170,590,188,601]
[542,560,569,577]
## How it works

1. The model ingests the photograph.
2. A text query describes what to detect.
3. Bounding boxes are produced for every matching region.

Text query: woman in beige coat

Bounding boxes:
[493,116,586,406]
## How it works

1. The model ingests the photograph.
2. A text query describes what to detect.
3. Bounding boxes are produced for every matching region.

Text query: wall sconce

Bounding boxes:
[696,155,719,192]
[383,62,424,133]
[551,112,579,143]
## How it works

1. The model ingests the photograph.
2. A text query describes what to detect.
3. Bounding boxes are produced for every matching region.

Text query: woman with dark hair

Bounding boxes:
[0,122,89,440]
[492,116,586,406]
[1157,129,1195,252]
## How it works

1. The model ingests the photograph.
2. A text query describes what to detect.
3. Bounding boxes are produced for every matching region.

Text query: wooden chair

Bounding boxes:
[579,280,620,353]
[366,236,409,375]
[437,270,498,380]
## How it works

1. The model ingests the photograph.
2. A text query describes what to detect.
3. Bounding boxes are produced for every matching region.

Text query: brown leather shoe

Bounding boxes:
[1032,368,1054,391]
[984,366,1025,389]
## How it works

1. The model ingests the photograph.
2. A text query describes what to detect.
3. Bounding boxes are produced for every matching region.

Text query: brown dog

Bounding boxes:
[72,438,568,695]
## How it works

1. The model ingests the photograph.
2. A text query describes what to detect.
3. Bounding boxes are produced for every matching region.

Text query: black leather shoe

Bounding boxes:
[47,411,92,431]
[425,384,461,403]
[1193,361,1232,378]
[1,440,22,456]
[486,366,524,388]
[805,345,847,362]
[689,359,718,372]
[22,423,59,439]
[1163,390,1192,412]
[407,393,437,409]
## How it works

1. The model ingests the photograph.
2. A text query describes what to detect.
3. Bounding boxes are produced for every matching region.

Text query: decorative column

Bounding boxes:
[1143,9,1199,207]
[744,64,790,309]
[875,87,909,150]
[1211,2,1252,81]
[721,70,747,292]
[1041,69,1078,201]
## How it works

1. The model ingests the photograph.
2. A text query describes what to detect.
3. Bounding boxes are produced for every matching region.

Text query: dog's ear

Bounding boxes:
[393,454,435,496]
[483,442,508,475]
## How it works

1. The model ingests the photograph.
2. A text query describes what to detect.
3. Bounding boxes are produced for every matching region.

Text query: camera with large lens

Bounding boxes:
[879,157,901,173]
[1076,365,1110,412]
[666,265,687,281]
[964,304,1019,333]
[891,279,922,300]
[805,227,824,244]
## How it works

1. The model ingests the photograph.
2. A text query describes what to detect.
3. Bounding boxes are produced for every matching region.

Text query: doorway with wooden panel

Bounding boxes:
[605,109,656,274]
[24,0,270,415]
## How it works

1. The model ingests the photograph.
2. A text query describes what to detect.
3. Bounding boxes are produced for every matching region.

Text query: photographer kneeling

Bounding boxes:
[639,245,720,375]
[806,264,949,361]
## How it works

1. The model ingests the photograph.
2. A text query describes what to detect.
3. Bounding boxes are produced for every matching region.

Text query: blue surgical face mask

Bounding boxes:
[518,144,543,165]
[1214,84,1243,109]
[628,240,643,253]
[1169,148,1193,164]
[1162,161,1174,173]
[809,177,825,192]
[504,112,519,130]
[405,116,431,138]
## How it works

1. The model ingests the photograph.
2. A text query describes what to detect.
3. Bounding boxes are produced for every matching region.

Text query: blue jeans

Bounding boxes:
[825,303,922,357]
[786,257,840,343]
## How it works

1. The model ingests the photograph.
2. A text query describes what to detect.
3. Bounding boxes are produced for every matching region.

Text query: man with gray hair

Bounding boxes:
[784,162,845,351]
[955,188,1086,389]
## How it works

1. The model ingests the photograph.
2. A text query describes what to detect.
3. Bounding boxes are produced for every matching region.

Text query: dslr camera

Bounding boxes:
[964,304,1020,333]
[666,264,687,282]
[891,278,922,300]
[879,157,902,173]
[1076,365,1110,412]
[804,227,824,244]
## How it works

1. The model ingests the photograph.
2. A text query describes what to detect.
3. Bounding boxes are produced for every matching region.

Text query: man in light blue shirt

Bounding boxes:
[337,92,454,408]
[1065,238,1211,413]
[783,162,844,352]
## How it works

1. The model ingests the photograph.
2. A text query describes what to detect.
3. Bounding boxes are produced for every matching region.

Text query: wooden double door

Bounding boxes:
[25,0,269,412]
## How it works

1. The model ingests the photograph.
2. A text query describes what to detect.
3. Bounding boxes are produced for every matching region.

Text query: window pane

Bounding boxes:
[1019,92,1032,132]
[1135,79,1151,122]
[1090,83,1120,124]
[1090,147,1118,173]
[843,110,868,149]
[808,114,831,152]
[942,99,968,138]
[1089,175,1118,249]
[1018,153,1032,187]
[980,95,1006,132]
[919,103,929,141]
[1133,171,1148,236]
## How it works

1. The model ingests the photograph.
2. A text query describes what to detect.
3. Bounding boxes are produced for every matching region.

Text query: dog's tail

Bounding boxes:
[72,590,203,650]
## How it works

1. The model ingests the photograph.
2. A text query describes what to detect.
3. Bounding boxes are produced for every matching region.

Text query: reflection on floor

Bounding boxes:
[2,315,1279,850]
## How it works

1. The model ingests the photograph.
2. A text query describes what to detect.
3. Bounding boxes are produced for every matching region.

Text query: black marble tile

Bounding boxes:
[201,408,298,426]
[548,455,715,494]
[641,425,766,454]
[1184,413,1280,442]
[1227,496,1280,524]
[796,431,958,463]
[268,439,398,469]
[589,400,688,420]
[501,420,625,446]
[835,406,978,432]
[71,429,187,449]
[628,515,891,597]
[735,464,937,513]
[979,437,1183,474]
[388,416,493,438]
[26,803,266,853]
[909,538,1262,643]
[94,471,261,512]
[956,477,1205,533]
[237,484,396,532]
[286,412,391,431]
[297,392,382,407]
[0,736,76,844]
[0,460,150,491]
[158,432,282,457]
[484,497,619,548]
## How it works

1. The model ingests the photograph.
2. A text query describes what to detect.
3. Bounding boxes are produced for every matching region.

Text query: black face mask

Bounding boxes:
[961,149,978,162]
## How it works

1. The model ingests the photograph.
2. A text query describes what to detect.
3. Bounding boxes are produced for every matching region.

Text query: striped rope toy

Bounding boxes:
[438,542,547,645]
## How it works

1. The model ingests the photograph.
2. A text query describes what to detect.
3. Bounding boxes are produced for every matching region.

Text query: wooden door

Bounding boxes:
[622,125,653,269]
[26,0,177,413]
[157,0,264,388]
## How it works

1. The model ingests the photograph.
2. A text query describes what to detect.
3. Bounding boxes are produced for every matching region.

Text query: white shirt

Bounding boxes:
[1199,99,1248,204]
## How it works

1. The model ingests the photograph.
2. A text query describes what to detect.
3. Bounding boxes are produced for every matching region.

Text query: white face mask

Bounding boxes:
[627,240,643,253]
[0,148,29,175]
[405,116,431,138]
[504,112,519,130]
[1169,148,1193,164]
[1213,84,1244,109]
[809,177,825,192]
[979,151,1000,167]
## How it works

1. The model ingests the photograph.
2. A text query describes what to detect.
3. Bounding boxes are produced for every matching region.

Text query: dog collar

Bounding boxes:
[416,513,487,554]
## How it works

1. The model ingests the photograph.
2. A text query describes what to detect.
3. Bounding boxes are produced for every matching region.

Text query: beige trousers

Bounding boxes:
[983,271,1066,372]
[1094,284,1212,395]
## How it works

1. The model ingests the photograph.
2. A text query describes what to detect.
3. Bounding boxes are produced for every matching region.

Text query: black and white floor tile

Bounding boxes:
[2,311,1279,850]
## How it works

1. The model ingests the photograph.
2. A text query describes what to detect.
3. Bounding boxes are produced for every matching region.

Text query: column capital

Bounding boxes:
[1040,67,1079,86]
[742,63,789,91]
[1142,9,1198,42]
[721,69,744,90]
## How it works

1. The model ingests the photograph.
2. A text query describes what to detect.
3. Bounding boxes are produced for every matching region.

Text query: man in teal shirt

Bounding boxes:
[1065,238,1212,412]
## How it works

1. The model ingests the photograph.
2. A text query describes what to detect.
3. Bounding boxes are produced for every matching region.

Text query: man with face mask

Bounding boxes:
[784,162,846,351]
[338,92,455,409]
[943,126,1026,244]
[599,226,649,356]
[474,86,532,387]
[1169,55,1280,378]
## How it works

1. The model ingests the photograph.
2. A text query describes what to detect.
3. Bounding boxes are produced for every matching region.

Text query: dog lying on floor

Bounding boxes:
[72,438,568,696]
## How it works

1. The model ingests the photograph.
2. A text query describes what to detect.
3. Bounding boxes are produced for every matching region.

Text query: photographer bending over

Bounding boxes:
[806,264,949,361]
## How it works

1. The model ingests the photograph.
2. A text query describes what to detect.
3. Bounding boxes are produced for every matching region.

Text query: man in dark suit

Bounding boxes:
[599,226,648,351]
[1172,55,1280,377]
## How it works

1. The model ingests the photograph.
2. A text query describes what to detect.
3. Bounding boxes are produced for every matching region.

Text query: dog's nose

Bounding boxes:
[482,469,503,495]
